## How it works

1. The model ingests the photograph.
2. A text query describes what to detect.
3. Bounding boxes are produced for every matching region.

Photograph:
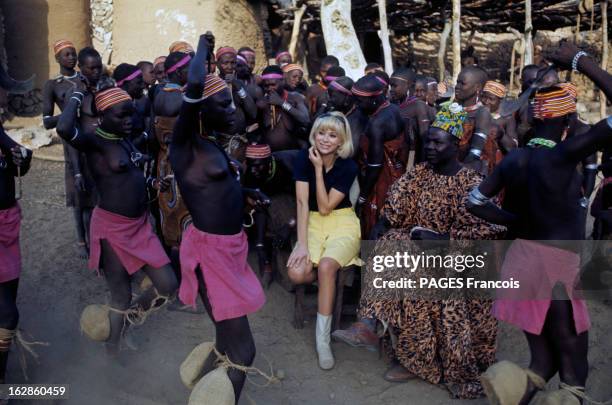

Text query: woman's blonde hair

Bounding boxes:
[308,111,353,159]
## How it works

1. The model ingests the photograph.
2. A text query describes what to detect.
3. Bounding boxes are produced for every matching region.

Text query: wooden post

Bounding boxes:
[524,0,533,65]
[601,0,608,119]
[438,13,452,83]
[288,4,307,61]
[377,0,394,74]
[320,0,367,80]
[452,0,461,84]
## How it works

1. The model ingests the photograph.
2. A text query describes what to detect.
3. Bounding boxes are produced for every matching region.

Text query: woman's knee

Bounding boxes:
[0,304,19,330]
[288,265,311,285]
[317,258,340,280]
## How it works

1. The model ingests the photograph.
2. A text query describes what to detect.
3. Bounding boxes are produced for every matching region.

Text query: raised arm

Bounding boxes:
[173,34,210,145]
[550,41,612,100]
[56,90,95,151]
[560,117,612,164]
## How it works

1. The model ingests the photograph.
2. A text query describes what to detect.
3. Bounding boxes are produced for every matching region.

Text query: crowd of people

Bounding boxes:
[0,30,611,404]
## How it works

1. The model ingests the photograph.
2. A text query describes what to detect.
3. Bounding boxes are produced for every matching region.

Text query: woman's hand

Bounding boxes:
[308,146,323,171]
[287,242,310,270]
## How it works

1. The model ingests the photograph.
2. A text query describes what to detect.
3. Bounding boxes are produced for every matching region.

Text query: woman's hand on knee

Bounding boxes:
[287,243,309,269]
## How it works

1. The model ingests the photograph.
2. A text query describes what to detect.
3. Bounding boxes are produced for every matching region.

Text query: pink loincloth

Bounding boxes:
[0,204,21,283]
[89,207,170,275]
[179,224,265,321]
[493,239,591,335]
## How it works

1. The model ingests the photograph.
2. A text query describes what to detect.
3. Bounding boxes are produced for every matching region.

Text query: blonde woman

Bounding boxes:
[287,111,362,370]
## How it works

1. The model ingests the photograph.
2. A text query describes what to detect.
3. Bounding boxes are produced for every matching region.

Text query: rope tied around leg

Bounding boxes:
[560,383,612,405]
[107,291,172,327]
[212,347,280,387]
[0,328,49,380]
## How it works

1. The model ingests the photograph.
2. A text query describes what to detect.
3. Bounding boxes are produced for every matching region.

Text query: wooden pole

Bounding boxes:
[320,0,367,80]
[438,14,452,83]
[377,0,394,74]
[452,0,461,84]
[601,0,608,119]
[524,0,533,65]
[288,4,307,61]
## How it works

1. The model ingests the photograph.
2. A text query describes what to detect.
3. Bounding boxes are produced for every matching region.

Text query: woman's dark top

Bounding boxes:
[293,148,357,212]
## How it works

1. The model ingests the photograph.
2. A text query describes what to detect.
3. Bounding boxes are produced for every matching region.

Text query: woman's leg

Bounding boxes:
[546,299,588,388]
[287,260,315,285]
[316,258,341,315]
[135,263,179,310]
[73,208,88,258]
[315,257,341,370]
[100,240,132,355]
[196,268,255,402]
[82,207,93,249]
[0,279,19,383]
[521,331,559,404]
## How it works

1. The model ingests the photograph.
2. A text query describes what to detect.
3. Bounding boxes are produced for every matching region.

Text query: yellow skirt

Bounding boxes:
[307,208,362,267]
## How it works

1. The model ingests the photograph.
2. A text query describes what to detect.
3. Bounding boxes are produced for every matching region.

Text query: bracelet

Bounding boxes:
[584,164,598,170]
[474,132,488,140]
[282,102,292,112]
[572,51,588,72]
[469,148,482,158]
[74,173,82,178]
[358,196,367,204]
[70,96,82,106]
[237,88,247,99]
[468,187,490,207]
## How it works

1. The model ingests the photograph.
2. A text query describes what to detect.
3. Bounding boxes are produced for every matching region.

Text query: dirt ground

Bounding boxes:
[5,155,612,405]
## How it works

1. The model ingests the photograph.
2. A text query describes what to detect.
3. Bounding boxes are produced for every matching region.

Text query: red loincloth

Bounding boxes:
[0,204,21,283]
[89,207,170,275]
[179,224,265,321]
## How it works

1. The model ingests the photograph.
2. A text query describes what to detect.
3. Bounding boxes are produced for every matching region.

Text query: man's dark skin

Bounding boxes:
[468,43,612,399]
[0,83,33,388]
[237,47,257,85]
[243,150,297,287]
[169,34,268,401]
[43,46,97,258]
[76,49,104,134]
[57,86,178,356]
[256,69,309,151]
[316,77,368,154]
[305,56,339,116]
[115,67,148,137]
[516,64,540,145]
[454,66,493,174]
[481,89,518,155]
[149,52,191,271]
[354,75,405,216]
[389,68,430,163]
[217,52,257,134]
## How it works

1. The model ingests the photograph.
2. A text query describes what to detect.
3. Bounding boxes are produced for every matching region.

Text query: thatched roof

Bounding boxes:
[269,0,610,35]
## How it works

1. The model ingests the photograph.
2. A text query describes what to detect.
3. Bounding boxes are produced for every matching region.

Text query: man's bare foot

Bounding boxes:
[76,242,89,259]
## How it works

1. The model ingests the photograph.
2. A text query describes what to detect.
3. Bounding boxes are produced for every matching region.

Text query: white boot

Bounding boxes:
[316,313,335,370]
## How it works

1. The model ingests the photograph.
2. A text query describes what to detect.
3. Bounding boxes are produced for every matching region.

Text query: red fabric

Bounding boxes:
[493,239,591,335]
[0,204,21,283]
[359,134,408,238]
[89,207,170,275]
[179,225,265,321]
